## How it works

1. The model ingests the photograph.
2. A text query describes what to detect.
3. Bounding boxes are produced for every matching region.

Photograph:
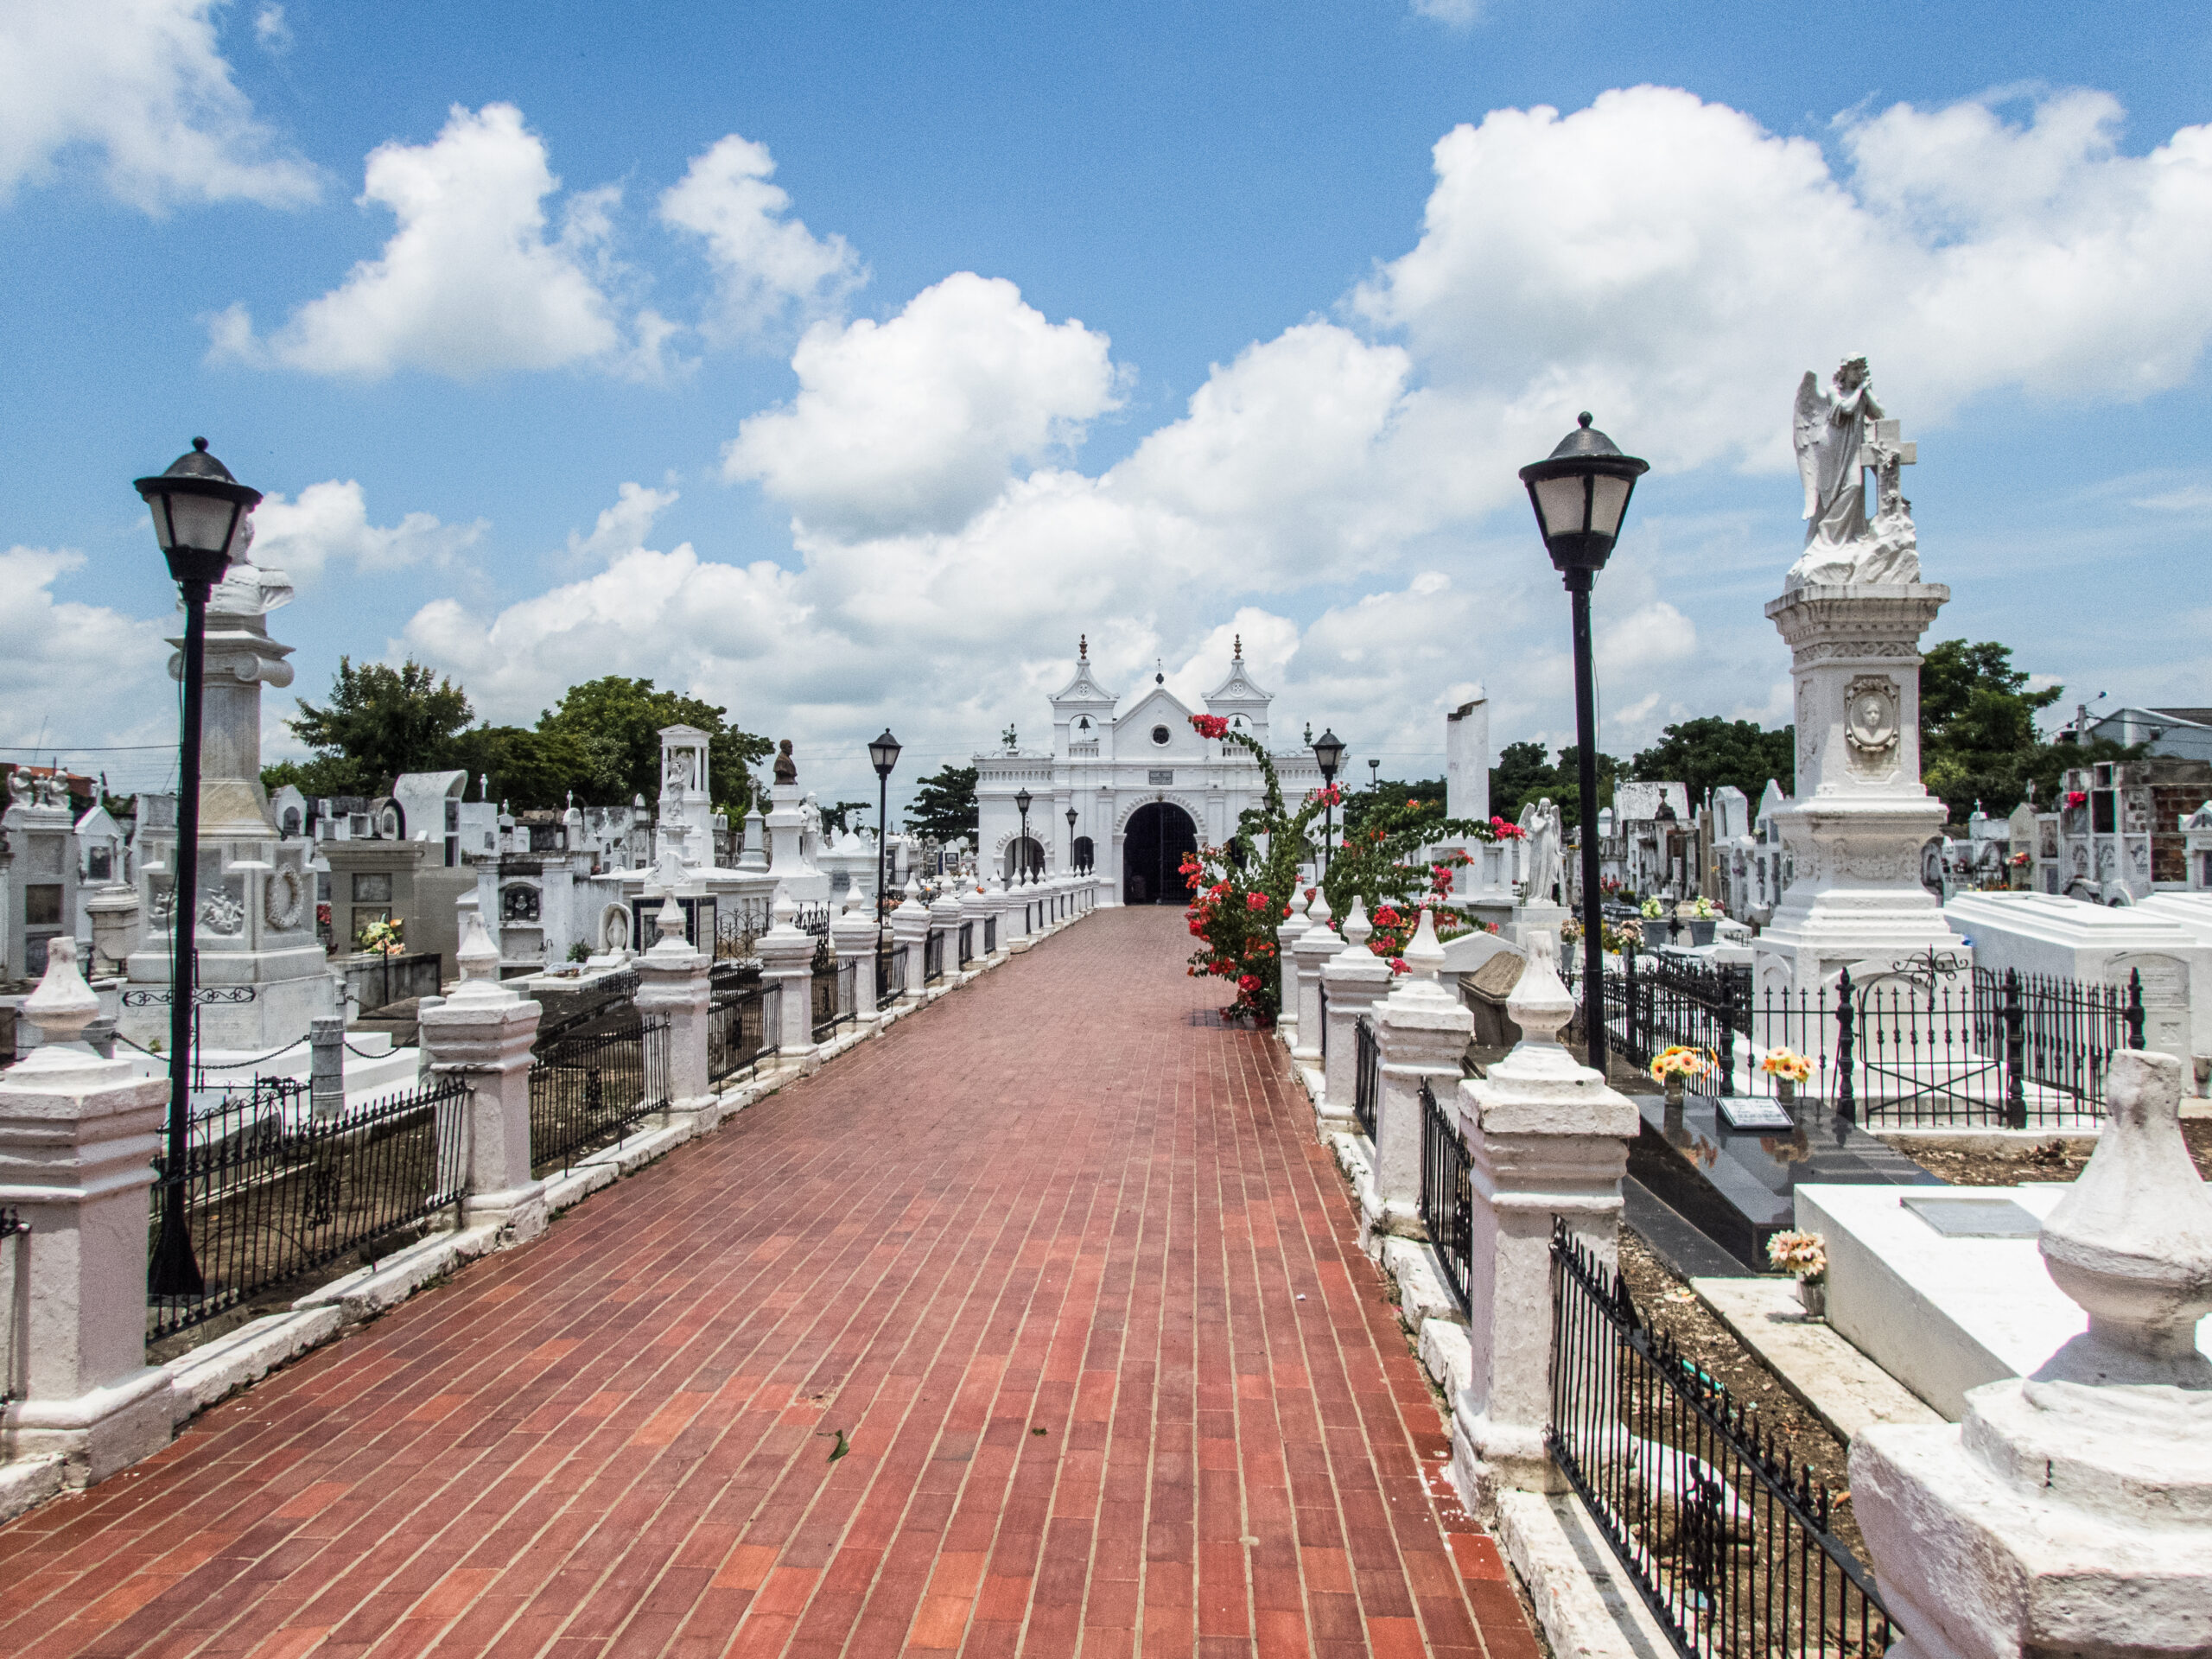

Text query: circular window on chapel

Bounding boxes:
[1150,724,1172,746]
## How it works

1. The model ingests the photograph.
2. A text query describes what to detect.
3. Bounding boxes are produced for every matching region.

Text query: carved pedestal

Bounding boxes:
[1755,582,1960,998]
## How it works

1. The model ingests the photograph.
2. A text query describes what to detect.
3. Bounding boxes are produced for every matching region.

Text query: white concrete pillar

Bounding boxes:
[418,913,549,1245]
[0,940,173,1486]
[1363,908,1471,1243]
[890,879,931,993]
[830,890,880,1021]
[957,881,990,970]
[1851,1048,2212,1657]
[1274,887,1309,1043]
[754,887,820,1061]
[928,889,963,983]
[1320,897,1392,1131]
[632,894,714,1131]
[1291,891,1342,1065]
[1449,931,1638,1510]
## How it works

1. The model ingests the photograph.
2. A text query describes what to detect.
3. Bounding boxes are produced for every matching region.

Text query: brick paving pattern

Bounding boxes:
[0,907,1537,1658]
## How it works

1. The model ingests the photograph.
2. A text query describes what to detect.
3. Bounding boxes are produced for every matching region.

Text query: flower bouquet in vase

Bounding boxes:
[1767,1230,1828,1319]
[1758,1047,1814,1111]
[1649,1045,1712,1107]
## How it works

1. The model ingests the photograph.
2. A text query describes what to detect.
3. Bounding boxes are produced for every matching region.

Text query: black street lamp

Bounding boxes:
[1311,728,1344,877]
[1368,757,1380,796]
[134,437,262,1298]
[1014,788,1033,880]
[868,728,900,964]
[1519,411,1648,1077]
[1065,805,1078,873]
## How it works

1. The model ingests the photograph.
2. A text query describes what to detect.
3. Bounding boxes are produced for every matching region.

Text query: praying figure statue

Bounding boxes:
[1520,797,1563,907]
[1788,358,1920,589]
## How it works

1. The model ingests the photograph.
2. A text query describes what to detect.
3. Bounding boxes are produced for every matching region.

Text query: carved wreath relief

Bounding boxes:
[1843,675,1901,774]
[264,862,306,930]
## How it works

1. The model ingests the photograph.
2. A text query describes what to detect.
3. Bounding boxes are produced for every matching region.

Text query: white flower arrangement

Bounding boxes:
[1767,1230,1827,1283]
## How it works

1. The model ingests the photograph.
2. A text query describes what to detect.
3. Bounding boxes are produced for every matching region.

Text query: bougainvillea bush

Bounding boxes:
[1318,791,1519,968]
[1180,716,1331,1023]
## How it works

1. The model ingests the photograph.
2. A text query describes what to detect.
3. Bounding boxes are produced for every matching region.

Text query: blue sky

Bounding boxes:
[3,1,2210,816]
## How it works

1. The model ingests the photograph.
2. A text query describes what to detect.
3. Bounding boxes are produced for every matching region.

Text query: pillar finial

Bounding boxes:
[1234,632,1242,660]
[1078,633,1087,660]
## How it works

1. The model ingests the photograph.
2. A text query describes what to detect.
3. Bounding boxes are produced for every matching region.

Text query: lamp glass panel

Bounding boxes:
[1587,474,1633,539]
[165,491,236,555]
[1532,474,1587,538]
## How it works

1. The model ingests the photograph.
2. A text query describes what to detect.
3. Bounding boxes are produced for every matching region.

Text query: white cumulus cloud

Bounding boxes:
[211,103,664,381]
[1354,86,2212,490]
[250,480,486,583]
[0,0,319,211]
[659,134,864,344]
[724,272,1123,537]
[0,547,171,748]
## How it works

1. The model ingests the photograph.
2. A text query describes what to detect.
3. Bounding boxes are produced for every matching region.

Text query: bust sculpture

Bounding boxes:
[1787,357,1920,589]
[772,739,797,785]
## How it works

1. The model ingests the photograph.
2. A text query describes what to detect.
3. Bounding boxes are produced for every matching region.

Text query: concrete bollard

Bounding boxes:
[1363,907,1471,1243]
[1449,931,1637,1510]
[1291,891,1343,1065]
[753,886,821,1065]
[417,912,548,1247]
[1319,897,1392,1131]
[0,939,174,1486]
[308,1015,346,1120]
[633,893,715,1130]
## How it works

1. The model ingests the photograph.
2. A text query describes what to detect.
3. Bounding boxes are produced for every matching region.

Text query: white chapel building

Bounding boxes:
[974,638,1325,905]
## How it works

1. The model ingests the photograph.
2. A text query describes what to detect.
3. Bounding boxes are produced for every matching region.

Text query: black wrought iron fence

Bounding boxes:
[147,1075,469,1339]
[984,916,998,955]
[1353,1016,1380,1141]
[1,1206,29,1402]
[709,982,779,1085]
[1567,948,2139,1128]
[529,1015,671,1176]
[958,922,974,968]
[924,930,946,984]
[715,898,774,960]
[877,945,908,1002]
[812,958,857,1043]
[1548,1224,1896,1659]
[1418,1079,1471,1314]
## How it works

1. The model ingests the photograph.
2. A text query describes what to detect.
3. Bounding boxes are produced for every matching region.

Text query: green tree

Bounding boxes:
[283,658,474,794]
[824,799,874,835]
[906,765,978,842]
[1630,718,1795,806]
[443,725,591,812]
[1489,742,1619,830]
[1340,776,1446,842]
[1918,639,2068,822]
[535,677,772,813]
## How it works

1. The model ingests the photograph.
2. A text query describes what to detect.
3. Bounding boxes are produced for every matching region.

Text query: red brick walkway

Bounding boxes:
[1,907,1535,1658]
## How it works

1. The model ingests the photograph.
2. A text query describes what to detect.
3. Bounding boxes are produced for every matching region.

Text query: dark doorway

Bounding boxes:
[1122,803,1198,905]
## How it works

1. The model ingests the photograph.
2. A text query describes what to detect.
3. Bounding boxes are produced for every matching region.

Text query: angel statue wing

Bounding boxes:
[1792,370,1829,524]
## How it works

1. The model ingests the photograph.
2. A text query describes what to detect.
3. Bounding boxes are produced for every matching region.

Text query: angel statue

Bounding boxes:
[207,509,294,616]
[1788,358,1920,589]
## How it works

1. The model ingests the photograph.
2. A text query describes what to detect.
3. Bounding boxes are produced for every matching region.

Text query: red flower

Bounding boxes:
[1247,892,1270,912]
[2065,790,2088,808]
[1191,715,1230,739]
[1389,959,1409,975]
[1238,973,1262,993]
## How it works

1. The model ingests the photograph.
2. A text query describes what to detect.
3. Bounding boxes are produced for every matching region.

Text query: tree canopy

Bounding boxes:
[905,765,978,842]
[1918,639,2068,822]
[265,662,772,815]
[1629,718,1795,806]
[1488,742,1619,831]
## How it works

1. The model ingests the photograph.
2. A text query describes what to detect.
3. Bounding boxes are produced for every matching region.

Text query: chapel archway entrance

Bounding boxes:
[1122,802,1198,905]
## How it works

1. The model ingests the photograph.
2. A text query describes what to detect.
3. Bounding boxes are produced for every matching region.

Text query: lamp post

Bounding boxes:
[868,728,901,969]
[1518,412,1648,1077]
[134,437,262,1297]
[1014,788,1033,881]
[1311,728,1344,879]
[1368,757,1380,796]
[1065,804,1078,873]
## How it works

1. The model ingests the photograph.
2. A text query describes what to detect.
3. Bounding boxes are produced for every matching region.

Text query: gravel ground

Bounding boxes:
[1617,1230,1870,1565]
[1887,1118,2212,1185]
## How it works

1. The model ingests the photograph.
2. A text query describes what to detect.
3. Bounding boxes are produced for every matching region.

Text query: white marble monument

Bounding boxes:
[1756,359,1959,998]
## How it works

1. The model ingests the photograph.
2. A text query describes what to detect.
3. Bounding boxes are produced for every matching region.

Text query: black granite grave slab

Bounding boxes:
[1629,1092,1945,1270]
